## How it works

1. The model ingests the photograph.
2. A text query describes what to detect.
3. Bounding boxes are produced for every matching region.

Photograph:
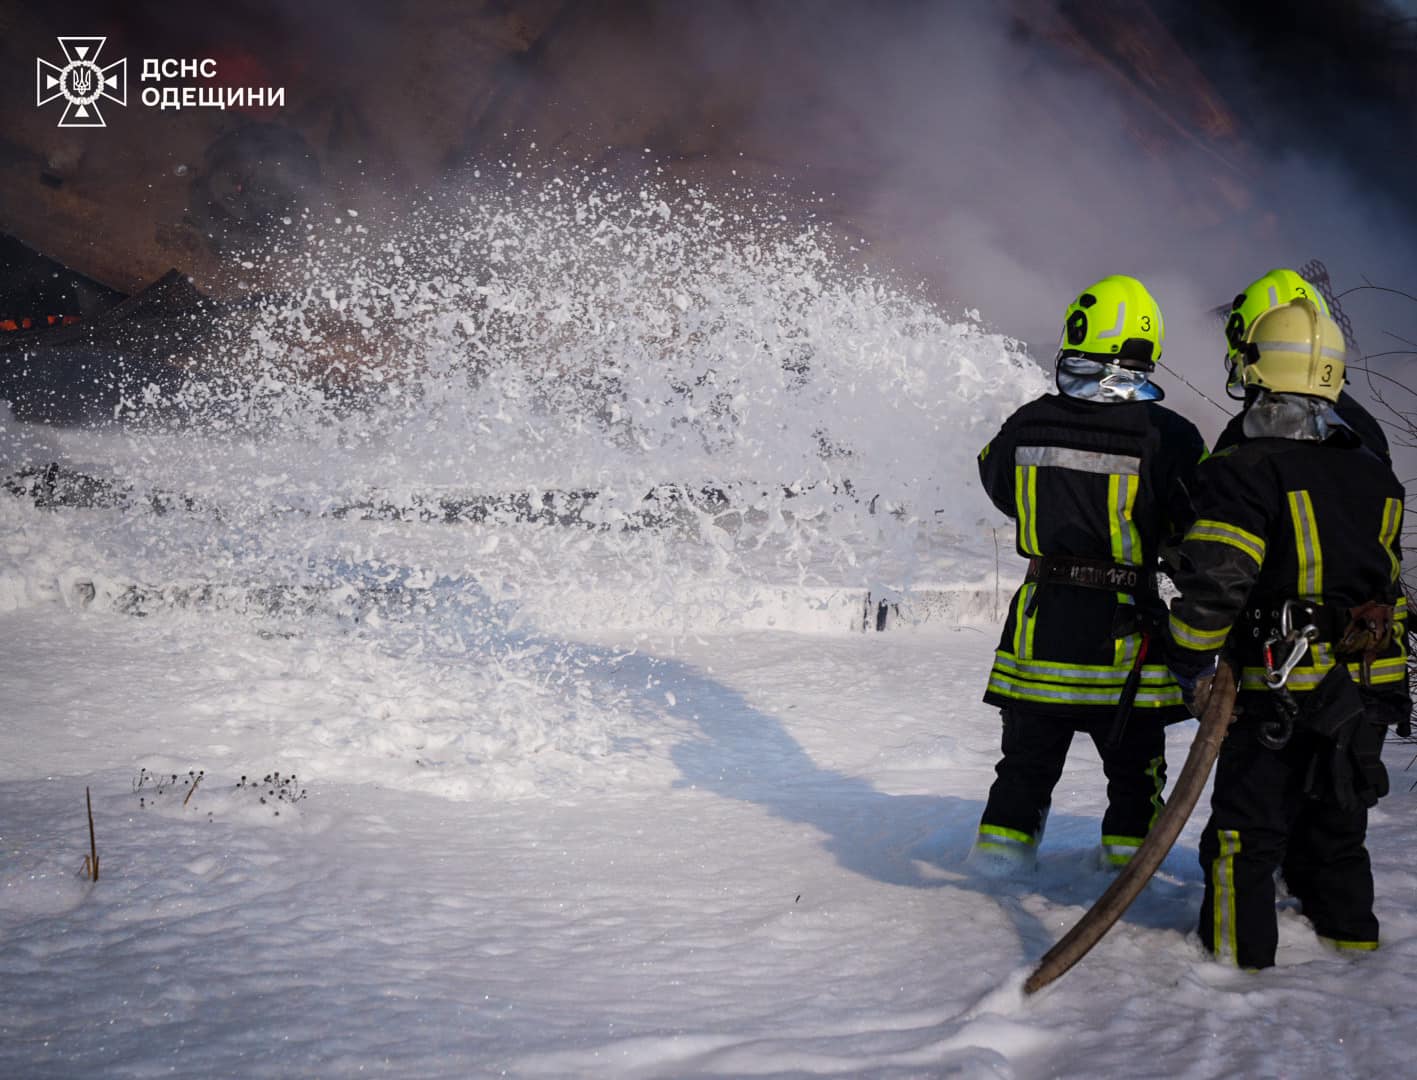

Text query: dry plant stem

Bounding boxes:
[85,786,99,882]
[1023,661,1238,994]
[183,773,202,807]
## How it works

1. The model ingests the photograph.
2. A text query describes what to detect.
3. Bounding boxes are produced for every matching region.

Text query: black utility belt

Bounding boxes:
[1025,555,1156,595]
[1237,598,1398,660]
[1238,600,1339,645]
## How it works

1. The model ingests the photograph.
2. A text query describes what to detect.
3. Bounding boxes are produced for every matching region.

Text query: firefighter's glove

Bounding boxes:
[1173,659,1218,718]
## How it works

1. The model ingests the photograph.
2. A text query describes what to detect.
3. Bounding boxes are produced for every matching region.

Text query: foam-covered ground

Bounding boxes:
[6,172,1416,1078]
[5,608,1417,1079]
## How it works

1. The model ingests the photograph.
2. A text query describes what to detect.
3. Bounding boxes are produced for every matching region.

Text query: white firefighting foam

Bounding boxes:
[3,166,1045,633]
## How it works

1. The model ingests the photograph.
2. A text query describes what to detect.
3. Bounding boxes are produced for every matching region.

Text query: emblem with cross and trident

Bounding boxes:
[37,37,127,128]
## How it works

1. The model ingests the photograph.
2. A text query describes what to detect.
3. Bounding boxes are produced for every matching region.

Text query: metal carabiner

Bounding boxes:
[1262,599,1319,691]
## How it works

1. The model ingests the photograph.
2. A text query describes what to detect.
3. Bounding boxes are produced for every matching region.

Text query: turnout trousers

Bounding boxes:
[1197,706,1384,969]
[978,706,1167,866]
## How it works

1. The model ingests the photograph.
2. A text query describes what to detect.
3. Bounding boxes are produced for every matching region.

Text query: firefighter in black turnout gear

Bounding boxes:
[971,275,1206,874]
[1166,297,1408,969]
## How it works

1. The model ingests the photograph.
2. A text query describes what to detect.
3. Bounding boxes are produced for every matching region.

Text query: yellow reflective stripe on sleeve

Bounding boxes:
[1169,612,1230,651]
[1380,497,1403,584]
[1212,829,1241,964]
[979,441,992,462]
[1015,464,1040,556]
[1288,490,1323,600]
[1186,518,1266,565]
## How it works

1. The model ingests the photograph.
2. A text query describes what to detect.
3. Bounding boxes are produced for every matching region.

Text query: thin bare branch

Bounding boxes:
[1338,282,1417,305]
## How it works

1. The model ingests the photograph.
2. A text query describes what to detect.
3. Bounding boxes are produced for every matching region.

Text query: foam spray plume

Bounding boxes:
[2,163,1044,637]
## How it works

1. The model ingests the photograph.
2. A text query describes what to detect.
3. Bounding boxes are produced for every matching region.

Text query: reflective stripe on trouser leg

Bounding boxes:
[1095,711,1167,842]
[1146,755,1166,829]
[1211,829,1242,964]
[980,709,1069,845]
[1319,936,1379,952]
[1099,755,1165,867]
[974,823,1040,857]
[1100,834,1143,867]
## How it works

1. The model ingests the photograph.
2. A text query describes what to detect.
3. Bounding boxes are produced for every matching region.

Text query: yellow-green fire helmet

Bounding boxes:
[1241,298,1346,402]
[1058,275,1164,370]
[1224,269,1331,390]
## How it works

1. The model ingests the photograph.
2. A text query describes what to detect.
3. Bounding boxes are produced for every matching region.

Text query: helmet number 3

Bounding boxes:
[1140,315,1152,332]
[1322,363,1333,384]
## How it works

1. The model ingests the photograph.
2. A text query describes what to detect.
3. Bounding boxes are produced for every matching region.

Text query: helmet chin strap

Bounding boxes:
[1223,356,1248,401]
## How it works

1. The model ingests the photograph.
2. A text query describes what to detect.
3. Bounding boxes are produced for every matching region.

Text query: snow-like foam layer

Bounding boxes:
[3,167,1043,629]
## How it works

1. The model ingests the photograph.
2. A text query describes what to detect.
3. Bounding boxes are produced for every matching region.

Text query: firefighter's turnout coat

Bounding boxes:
[979,393,1204,722]
[1166,432,1407,698]
[1166,413,1408,968]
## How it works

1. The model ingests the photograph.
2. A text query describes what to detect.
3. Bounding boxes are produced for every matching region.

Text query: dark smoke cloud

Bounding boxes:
[661,0,1417,445]
[36,0,1417,449]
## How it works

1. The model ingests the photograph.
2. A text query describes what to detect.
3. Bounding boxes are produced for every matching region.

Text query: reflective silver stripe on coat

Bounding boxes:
[1015,445,1141,476]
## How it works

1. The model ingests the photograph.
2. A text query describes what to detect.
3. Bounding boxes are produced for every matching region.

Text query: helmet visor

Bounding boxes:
[1056,357,1164,403]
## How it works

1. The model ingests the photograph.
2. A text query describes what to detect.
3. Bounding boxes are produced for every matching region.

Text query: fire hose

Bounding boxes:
[1023,656,1238,995]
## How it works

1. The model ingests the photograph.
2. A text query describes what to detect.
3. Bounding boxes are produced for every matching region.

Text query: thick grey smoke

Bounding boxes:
[51,0,1416,451]
[662,1,1417,447]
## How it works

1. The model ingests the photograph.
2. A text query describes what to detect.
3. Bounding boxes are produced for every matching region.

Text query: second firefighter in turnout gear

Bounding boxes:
[1167,297,1409,969]
[971,275,1206,874]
